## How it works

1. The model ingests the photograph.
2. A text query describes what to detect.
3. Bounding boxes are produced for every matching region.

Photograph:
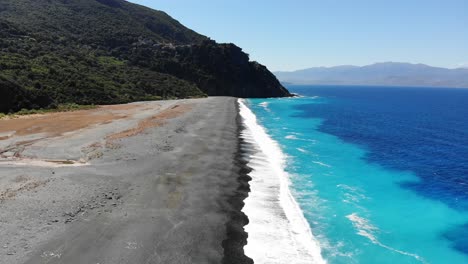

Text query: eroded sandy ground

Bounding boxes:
[0,101,186,166]
[0,97,247,264]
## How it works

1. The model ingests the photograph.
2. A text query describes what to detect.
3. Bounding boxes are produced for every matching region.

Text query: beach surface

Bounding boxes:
[0,97,251,264]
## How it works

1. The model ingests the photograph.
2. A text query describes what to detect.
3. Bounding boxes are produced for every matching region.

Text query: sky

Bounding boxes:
[129,0,468,71]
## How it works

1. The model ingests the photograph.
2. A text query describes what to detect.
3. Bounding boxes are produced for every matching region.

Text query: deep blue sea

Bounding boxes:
[246,85,468,264]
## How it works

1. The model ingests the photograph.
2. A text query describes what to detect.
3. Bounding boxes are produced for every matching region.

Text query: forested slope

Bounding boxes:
[0,0,290,113]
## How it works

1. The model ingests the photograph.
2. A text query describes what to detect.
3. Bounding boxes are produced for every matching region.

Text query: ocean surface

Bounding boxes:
[241,85,468,264]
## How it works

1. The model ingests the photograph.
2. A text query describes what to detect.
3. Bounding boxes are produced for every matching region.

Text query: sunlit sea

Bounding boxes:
[244,85,468,264]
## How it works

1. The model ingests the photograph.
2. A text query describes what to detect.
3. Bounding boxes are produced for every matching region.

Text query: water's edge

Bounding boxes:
[239,99,326,264]
[221,99,254,264]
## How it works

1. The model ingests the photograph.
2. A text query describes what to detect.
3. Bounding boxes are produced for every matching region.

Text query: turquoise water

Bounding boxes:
[246,86,468,264]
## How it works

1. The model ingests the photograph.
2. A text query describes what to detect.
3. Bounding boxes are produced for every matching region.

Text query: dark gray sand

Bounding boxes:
[0,97,252,264]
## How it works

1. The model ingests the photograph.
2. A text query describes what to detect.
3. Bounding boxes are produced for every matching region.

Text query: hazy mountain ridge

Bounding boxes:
[275,62,468,88]
[0,0,289,113]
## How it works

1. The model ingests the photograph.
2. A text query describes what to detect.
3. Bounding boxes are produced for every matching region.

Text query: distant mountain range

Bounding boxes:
[274,62,468,88]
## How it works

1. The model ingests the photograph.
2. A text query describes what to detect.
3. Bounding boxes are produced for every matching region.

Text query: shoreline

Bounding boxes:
[221,106,254,264]
[239,99,326,263]
[0,97,253,263]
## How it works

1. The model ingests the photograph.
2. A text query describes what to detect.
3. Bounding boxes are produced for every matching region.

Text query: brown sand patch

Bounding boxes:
[0,178,51,203]
[80,142,107,161]
[88,142,103,149]
[0,104,144,139]
[13,175,30,183]
[46,160,76,165]
[106,104,192,141]
[101,103,146,111]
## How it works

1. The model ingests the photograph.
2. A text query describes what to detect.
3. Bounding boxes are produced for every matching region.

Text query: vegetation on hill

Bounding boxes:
[0,0,289,113]
[0,75,52,113]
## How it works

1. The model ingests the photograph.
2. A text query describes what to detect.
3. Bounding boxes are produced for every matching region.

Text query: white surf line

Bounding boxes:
[346,213,427,263]
[239,99,326,264]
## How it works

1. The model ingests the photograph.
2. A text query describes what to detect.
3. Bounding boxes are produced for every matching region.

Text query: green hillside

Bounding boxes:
[0,0,290,113]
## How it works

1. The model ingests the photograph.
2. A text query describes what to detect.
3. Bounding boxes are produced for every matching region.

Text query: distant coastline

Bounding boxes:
[282,83,468,90]
[275,62,468,89]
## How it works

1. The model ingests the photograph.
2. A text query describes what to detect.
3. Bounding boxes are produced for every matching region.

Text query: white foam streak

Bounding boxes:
[312,161,332,168]
[259,101,271,112]
[347,213,427,263]
[239,99,326,264]
[297,148,308,153]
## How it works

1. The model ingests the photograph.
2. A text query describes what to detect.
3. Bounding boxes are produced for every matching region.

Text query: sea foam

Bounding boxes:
[239,99,326,264]
[346,213,427,263]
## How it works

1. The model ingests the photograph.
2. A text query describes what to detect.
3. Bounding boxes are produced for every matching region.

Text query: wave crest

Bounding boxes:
[239,99,326,264]
[346,213,427,263]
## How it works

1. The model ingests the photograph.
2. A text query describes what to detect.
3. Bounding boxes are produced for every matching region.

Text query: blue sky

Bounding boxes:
[129,0,468,71]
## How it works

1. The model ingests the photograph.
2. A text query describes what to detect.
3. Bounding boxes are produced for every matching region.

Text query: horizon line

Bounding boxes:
[272,61,468,72]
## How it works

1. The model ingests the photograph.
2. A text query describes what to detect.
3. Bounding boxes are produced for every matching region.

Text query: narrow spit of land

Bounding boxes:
[0,97,252,264]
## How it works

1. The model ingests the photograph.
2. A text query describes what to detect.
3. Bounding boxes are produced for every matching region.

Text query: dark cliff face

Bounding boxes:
[130,40,290,98]
[0,0,290,113]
